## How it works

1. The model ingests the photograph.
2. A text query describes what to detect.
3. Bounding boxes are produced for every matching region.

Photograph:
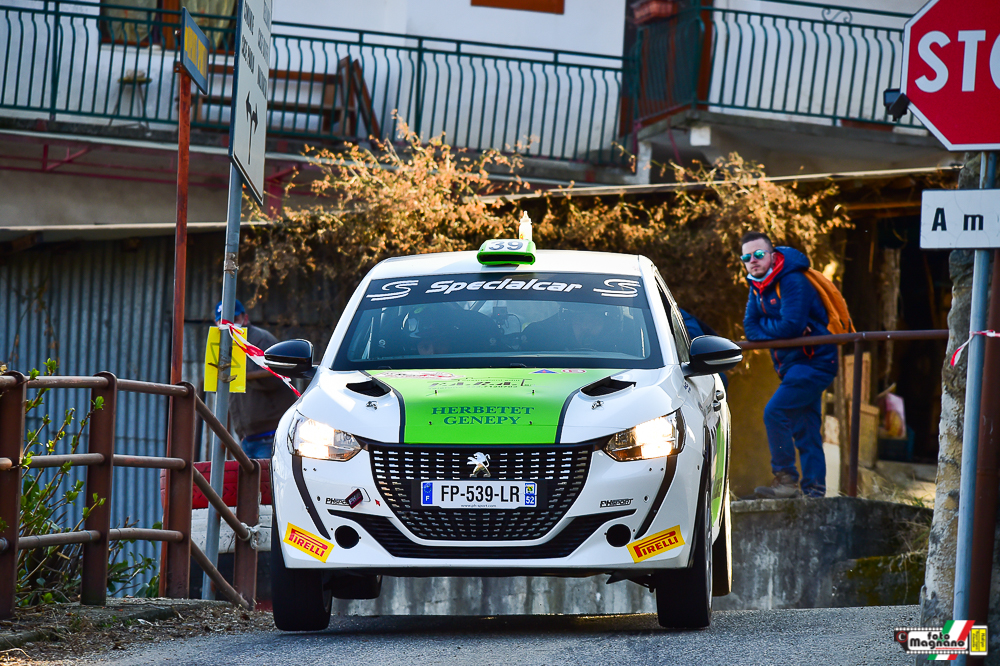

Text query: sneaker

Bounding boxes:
[754,472,802,499]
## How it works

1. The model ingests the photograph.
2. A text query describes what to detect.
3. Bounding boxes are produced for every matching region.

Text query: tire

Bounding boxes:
[653,477,712,629]
[271,522,333,631]
[712,487,732,597]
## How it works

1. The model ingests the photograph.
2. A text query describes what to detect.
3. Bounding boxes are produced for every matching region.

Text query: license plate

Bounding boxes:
[415,480,541,509]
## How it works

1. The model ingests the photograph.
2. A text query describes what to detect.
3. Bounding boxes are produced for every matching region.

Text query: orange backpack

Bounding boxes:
[776,269,855,335]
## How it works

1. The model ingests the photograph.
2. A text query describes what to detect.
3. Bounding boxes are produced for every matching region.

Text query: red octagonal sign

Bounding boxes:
[902,0,1000,150]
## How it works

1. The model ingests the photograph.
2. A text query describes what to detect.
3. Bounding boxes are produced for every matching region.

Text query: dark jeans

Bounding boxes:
[242,430,276,459]
[763,364,837,498]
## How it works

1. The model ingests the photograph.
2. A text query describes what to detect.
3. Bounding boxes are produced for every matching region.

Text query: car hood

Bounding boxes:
[368,368,616,444]
[298,367,687,445]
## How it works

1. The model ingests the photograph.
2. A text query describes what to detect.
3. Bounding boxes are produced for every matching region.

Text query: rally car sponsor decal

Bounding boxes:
[427,278,583,295]
[627,526,685,563]
[427,377,532,389]
[365,279,419,302]
[600,498,633,508]
[379,371,460,380]
[593,278,641,298]
[369,367,621,444]
[283,523,334,562]
[362,273,650,308]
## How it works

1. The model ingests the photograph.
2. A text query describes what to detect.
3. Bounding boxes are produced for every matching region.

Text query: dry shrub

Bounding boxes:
[241,123,522,321]
[242,132,850,339]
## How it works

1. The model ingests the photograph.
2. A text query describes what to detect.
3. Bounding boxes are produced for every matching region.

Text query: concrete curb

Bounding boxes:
[0,600,229,651]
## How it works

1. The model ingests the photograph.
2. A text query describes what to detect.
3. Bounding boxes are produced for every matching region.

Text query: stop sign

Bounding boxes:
[902,0,1000,150]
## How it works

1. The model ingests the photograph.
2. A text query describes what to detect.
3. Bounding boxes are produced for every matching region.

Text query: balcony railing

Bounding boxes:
[624,1,923,132]
[1,1,625,164]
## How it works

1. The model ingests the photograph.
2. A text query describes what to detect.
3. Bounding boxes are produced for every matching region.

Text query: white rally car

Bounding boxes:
[263,237,741,631]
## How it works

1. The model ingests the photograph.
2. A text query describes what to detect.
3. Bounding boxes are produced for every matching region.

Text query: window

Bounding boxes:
[654,274,690,363]
[99,0,236,49]
[335,272,661,370]
[471,0,565,15]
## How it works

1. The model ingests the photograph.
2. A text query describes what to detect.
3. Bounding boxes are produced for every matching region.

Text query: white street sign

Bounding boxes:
[229,0,271,205]
[921,190,1000,249]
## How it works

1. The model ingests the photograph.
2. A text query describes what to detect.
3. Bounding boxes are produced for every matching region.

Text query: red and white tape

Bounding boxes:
[218,320,301,397]
[950,329,1000,367]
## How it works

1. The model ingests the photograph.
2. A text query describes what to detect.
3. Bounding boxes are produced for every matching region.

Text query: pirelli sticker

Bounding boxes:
[627,526,685,563]
[283,523,333,562]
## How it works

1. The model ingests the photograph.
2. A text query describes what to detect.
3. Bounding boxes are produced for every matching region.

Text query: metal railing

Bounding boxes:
[625,1,922,132]
[0,1,625,164]
[0,370,260,619]
[737,329,949,497]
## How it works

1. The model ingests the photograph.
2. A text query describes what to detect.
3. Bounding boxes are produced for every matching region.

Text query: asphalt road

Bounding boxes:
[96,605,920,666]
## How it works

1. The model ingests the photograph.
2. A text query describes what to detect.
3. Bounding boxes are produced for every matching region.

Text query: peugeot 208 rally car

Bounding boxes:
[262,237,742,631]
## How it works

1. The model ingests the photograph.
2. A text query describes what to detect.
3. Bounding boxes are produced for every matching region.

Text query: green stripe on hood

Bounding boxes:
[369,368,621,444]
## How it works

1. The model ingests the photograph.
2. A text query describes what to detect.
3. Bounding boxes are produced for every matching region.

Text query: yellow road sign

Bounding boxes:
[204,326,246,393]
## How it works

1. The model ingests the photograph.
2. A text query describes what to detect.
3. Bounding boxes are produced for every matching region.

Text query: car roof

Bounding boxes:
[367,249,645,280]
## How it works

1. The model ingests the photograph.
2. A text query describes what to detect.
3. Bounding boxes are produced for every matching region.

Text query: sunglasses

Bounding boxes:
[740,249,770,262]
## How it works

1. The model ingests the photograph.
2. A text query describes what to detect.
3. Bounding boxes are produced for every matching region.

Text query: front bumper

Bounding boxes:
[271,437,704,574]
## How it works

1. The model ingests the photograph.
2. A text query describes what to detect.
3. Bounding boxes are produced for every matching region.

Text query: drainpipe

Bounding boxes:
[968,246,1000,644]
[966,152,998,665]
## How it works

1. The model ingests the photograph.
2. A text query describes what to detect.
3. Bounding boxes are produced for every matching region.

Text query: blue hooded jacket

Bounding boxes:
[743,246,838,378]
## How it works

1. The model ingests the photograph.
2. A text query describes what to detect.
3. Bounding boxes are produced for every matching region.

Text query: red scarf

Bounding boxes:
[751,252,785,293]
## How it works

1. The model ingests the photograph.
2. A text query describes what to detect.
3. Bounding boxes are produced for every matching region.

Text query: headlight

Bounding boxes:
[604,411,685,461]
[287,412,362,461]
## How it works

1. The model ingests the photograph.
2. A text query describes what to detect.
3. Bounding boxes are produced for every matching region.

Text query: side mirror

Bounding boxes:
[264,339,315,379]
[683,335,743,377]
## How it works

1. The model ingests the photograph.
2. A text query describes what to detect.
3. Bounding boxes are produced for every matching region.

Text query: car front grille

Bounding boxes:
[367,443,594,542]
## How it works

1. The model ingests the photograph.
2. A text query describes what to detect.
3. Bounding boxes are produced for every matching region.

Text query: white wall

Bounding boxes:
[276,0,626,57]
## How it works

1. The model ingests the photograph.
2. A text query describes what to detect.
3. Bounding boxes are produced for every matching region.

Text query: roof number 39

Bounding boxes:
[487,240,523,251]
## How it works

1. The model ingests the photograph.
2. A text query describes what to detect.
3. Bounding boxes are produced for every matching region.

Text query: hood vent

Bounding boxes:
[580,376,635,397]
[347,378,391,398]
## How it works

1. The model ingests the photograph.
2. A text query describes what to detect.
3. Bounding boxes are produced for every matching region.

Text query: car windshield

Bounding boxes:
[333,271,663,370]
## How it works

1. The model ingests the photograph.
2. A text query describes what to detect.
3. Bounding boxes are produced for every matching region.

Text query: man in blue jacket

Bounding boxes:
[741,231,838,498]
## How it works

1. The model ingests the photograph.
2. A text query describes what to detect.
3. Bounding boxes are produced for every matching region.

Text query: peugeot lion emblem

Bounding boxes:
[467,452,491,478]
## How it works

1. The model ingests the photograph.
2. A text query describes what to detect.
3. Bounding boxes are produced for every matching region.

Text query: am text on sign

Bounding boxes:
[902,0,1000,150]
[920,190,1000,250]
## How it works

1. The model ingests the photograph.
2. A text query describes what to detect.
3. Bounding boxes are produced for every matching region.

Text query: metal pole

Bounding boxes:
[171,66,191,387]
[49,1,60,121]
[847,341,864,497]
[233,459,260,606]
[0,373,27,621]
[202,164,243,600]
[163,64,191,597]
[161,383,195,598]
[952,153,995,646]
[413,38,424,137]
[967,246,1000,654]
[80,372,117,606]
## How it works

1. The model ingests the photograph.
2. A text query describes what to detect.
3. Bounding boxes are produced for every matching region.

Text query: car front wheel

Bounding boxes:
[271,521,333,631]
[653,476,712,628]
